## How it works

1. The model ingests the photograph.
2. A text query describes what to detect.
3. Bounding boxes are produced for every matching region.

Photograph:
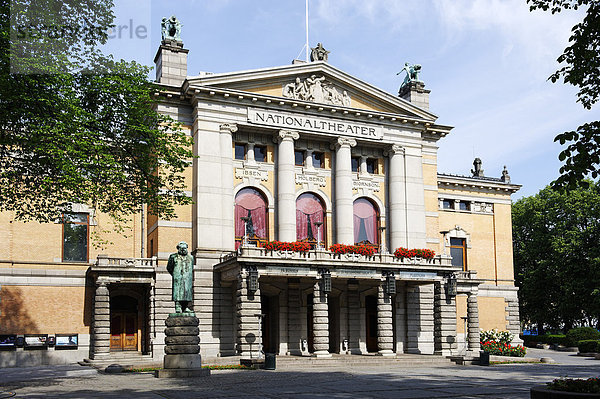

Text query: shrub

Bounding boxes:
[578,340,600,353]
[480,340,527,357]
[547,378,600,394]
[539,334,567,346]
[565,327,600,347]
[480,330,514,345]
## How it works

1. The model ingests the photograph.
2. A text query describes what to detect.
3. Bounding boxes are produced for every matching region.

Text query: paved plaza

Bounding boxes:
[0,349,597,399]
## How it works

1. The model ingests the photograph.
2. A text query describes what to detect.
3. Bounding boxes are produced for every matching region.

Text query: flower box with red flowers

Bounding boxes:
[393,247,435,260]
[329,244,376,257]
[263,241,311,253]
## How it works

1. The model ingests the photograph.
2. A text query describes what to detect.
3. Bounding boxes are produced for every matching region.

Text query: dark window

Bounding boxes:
[295,150,304,166]
[63,213,88,262]
[353,198,379,245]
[459,201,469,211]
[234,143,246,160]
[366,158,377,174]
[450,238,467,270]
[313,152,324,168]
[254,145,267,163]
[351,157,359,172]
[296,193,326,248]
[442,199,453,209]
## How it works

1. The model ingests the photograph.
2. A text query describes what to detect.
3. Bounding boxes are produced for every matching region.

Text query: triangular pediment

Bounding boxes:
[185,62,437,121]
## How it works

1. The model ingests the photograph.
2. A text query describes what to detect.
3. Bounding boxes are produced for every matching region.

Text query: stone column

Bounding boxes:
[220,123,237,251]
[312,280,331,358]
[287,279,302,355]
[347,280,361,354]
[377,281,395,356]
[467,290,480,352]
[334,137,357,244]
[277,130,300,242]
[387,144,406,250]
[434,282,457,356]
[91,281,110,359]
[236,268,262,358]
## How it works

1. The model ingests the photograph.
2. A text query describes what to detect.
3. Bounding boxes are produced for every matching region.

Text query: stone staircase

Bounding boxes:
[80,352,160,370]
[272,354,455,369]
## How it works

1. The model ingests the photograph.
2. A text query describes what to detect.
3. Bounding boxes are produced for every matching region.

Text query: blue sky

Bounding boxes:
[103,0,597,199]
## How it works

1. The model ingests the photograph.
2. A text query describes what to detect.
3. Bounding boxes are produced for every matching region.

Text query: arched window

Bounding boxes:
[235,187,268,249]
[353,198,379,246]
[296,193,326,247]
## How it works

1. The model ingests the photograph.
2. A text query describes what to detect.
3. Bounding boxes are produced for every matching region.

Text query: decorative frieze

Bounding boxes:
[282,75,351,106]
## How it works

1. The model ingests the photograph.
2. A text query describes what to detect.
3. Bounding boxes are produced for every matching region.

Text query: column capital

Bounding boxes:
[220,123,238,134]
[384,144,405,156]
[277,130,300,142]
[333,137,356,150]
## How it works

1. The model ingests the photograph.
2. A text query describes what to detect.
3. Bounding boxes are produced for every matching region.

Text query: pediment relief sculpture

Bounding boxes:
[283,75,351,107]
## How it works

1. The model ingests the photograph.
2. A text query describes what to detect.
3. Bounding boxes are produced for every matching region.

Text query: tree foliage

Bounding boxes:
[527,0,600,189]
[513,182,600,332]
[0,0,193,223]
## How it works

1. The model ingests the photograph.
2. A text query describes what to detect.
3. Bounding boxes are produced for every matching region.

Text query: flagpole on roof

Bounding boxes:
[305,0,309,62]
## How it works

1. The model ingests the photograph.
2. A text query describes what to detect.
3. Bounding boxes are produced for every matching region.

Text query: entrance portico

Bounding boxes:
[217,245,478,358]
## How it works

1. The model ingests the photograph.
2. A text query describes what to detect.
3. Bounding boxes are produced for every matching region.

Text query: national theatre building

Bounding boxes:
[0,27,521,366]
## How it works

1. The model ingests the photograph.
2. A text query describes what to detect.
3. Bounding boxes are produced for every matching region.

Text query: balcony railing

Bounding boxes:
[221,245,454,268]
[95,254,157,268]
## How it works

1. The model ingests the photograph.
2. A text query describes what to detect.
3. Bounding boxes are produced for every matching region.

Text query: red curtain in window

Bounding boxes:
[235,188,267,249]
[296,193,324,242]
[353,198,378,244]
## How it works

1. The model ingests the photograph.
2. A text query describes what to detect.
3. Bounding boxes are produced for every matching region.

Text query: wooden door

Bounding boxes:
[365,295,378,353]
[110,312,137,351]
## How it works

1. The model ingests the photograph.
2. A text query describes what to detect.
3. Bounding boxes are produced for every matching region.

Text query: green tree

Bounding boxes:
[527,0,600,189]
[0,0,193,224]
[513,182,600,332]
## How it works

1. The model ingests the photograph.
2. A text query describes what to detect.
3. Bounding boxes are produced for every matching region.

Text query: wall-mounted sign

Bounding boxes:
[397,271,438,280]
[0,335,16,348]
[235,168,268,181]
[248,109,383,140]
[334,268,379,278]
[352,179,380,191]
[24,334,48,348]
[296,173,326,186]
[55,334,78,349]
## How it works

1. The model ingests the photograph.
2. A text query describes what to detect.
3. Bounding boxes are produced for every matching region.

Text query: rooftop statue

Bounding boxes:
[501,165,511,183]
[167,241,194,314]
[397,62,422,89]
[310,43,330,62]
[471,158,485,178]
[161,16,182,42]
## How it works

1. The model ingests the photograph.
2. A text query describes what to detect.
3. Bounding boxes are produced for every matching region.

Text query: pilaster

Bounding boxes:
[434,282,457,356]
[377,282,395,356]
[277,130,300,242]
[334,137,357,244]
[236,268,262,358]
[91,282,110,359]
[347,280,361,354]
[287,279,302,355]
[467,291,480,352]
[387,144,406,250]
[220,123,238,251]
[312,280,331,358]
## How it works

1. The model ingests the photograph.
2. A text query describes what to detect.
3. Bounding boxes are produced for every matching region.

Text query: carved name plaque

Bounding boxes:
[296,173,326,186]
[352,179,380,191]
[248,109,383,140]
[235,168,268,181]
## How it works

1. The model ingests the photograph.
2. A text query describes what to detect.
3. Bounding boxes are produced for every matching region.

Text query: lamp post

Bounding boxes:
[314,221,323,250]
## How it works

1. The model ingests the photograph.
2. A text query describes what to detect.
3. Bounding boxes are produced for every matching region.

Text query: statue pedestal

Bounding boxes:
[155,314,210,378]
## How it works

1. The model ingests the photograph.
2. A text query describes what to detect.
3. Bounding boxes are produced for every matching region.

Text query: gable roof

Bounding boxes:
[184,61,438,121]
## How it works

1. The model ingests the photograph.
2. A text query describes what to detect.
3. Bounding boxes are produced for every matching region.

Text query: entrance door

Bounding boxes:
[365,295,378,353]
[328,295,339,353]
[261,295,279,354]
[110,295,138,351]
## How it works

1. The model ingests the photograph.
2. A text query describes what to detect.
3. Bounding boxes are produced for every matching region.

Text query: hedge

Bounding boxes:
[521,334,566,347]
[578,340,600,353]
[566,327,600,347]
